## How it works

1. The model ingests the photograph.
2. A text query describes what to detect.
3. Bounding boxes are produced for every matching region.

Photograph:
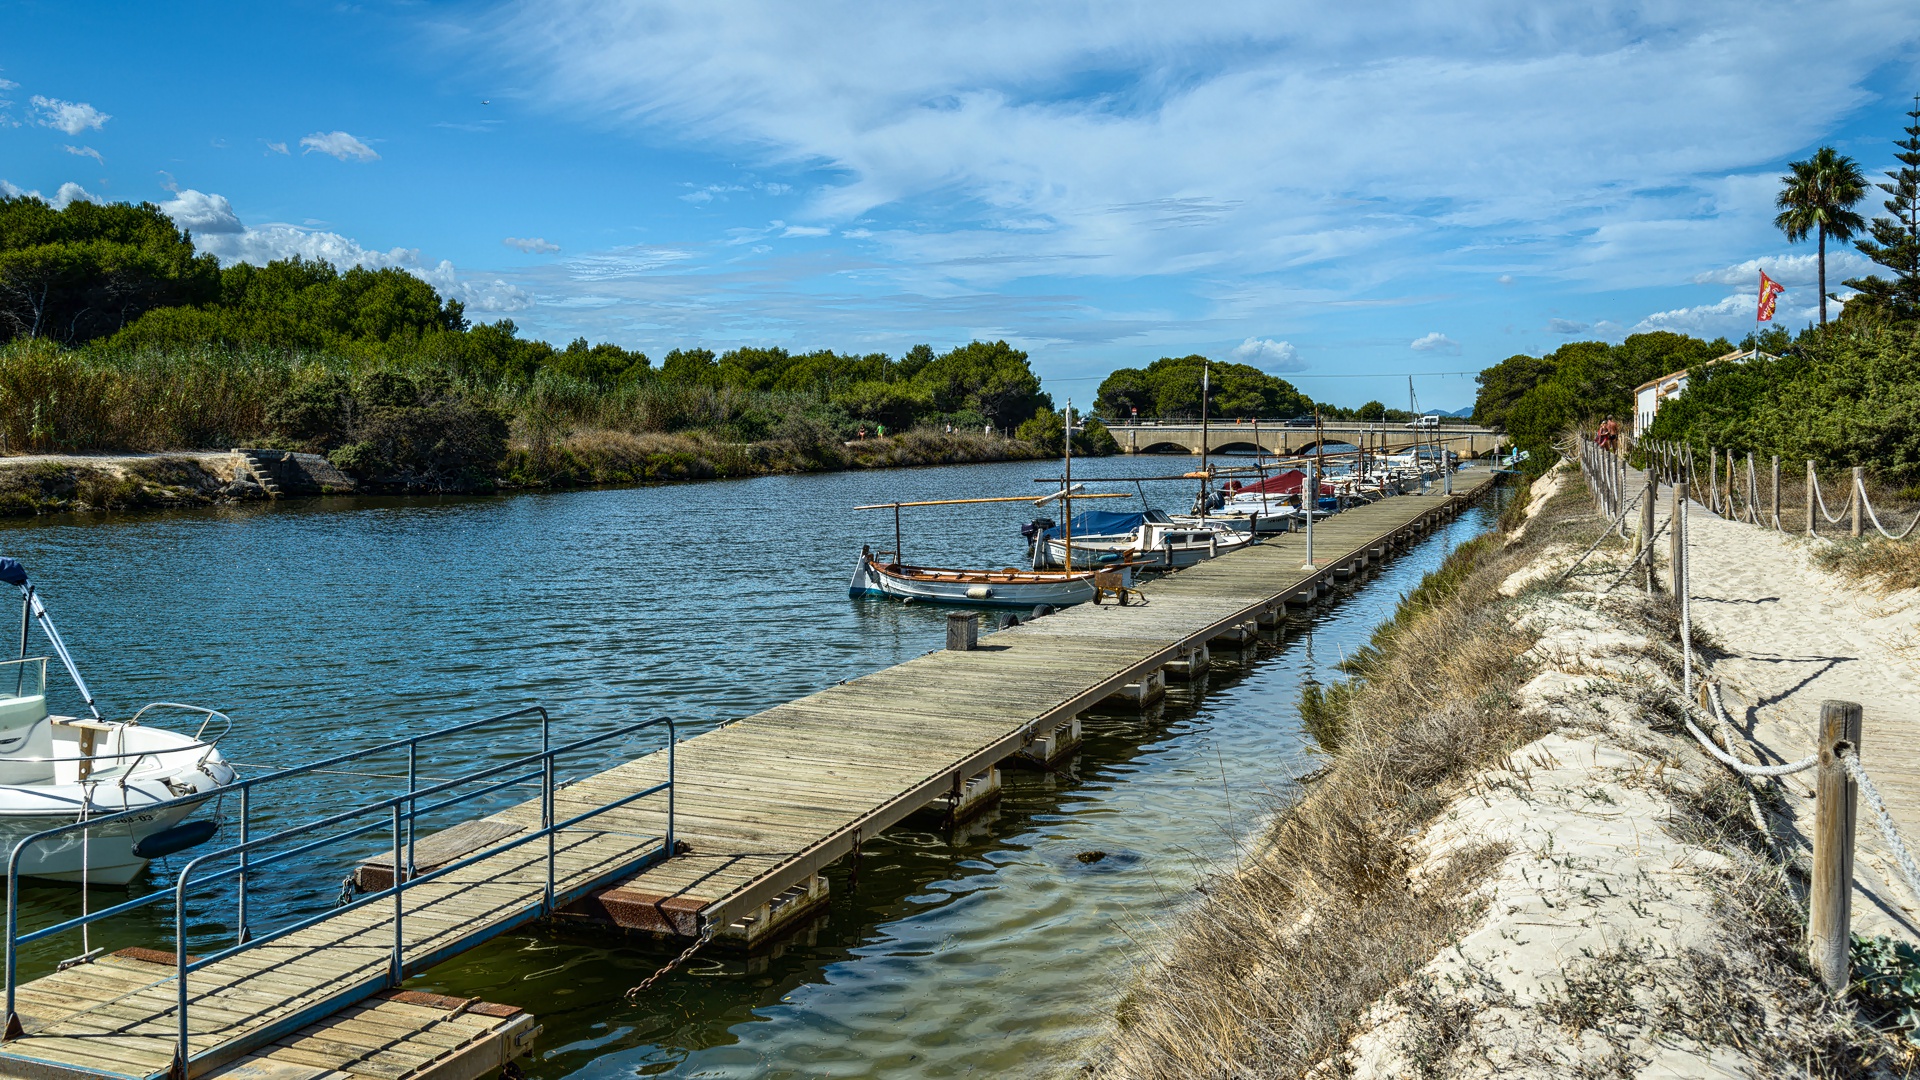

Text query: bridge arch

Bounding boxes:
[1209,440,1265,455]
[1136,441,1193,455]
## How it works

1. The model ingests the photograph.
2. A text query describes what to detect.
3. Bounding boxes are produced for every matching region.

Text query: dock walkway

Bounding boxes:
[0,472,1500,1080]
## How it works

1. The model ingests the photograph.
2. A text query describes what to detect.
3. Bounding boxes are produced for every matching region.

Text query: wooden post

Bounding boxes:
[1669,481,1686,595]
[1809,699,1862,994]
[1636,476,1656,555]
[1708,448,1718,515]
[1771,455,1780,531]
[1851,466,1864,539]
[1807,461,1817,536]
[945,612,979,651]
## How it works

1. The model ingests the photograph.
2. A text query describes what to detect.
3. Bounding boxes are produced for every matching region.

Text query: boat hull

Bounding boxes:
[851,556,1100,608]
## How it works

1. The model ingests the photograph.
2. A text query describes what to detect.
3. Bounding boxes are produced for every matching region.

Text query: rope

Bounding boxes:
[1670,683,1817,778]
[1557,490,1643,584]
[1855,475,1920,541]
[1838,748,1920,904]
[1601,515,1668,595]
[1808,471,1850,525]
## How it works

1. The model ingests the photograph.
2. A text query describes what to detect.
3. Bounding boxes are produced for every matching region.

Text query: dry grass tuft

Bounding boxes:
[1091,479,1585,1079]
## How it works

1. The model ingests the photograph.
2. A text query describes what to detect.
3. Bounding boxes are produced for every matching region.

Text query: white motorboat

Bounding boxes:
[1038,516,1257,570]
[850,547,1109,608]
[0,558,235,884]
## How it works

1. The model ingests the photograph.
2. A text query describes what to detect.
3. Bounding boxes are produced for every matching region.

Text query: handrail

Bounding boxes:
[4,704,558,1031]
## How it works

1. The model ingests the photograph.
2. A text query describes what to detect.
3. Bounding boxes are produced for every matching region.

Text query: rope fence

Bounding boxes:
[1568,434,1920,995]
[1639,438,1920,542]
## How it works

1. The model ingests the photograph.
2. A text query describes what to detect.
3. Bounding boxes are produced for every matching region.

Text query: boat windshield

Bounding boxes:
[0,657,47,703]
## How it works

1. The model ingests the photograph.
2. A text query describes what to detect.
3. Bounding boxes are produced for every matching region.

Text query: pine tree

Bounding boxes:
[1844,94,1920,322]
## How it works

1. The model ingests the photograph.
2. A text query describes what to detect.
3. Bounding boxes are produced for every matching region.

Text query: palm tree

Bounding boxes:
[1775,147,1869,325]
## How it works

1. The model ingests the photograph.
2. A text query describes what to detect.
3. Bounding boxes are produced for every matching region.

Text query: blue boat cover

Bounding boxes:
[0,558,25,587]
[1043,510,1145,540]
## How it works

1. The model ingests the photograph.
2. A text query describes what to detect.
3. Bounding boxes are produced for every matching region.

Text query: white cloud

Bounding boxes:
[842,227,873,239]
[0,80,17,91]
[1691,251,1874,288]
[504,236,560,254]
[1229,336,1303,371]
[266,141,289,155]
[299,130,379,162]
[1410,332,1459,353]
[50,182,98,209]
[159,190,244,234]
[0,179,33,199]
[1546,318,1589,334]
[63,145,103,165]
[780,224,831,238]
[1497,274,1514,285]
[155,188,532,312]
[31,96,108,135]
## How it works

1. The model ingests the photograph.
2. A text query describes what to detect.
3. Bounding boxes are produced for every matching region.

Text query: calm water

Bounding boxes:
[0,458,1500,1078]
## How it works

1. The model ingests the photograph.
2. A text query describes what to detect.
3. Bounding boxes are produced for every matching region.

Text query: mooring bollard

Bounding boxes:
[946,612,979,651]
[1809,699,1862,994]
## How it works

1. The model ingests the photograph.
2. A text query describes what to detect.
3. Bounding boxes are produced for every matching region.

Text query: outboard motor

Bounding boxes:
[1019,517,1056,541]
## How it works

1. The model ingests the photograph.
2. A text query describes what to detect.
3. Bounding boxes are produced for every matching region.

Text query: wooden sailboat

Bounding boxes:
[848,476,1134,608]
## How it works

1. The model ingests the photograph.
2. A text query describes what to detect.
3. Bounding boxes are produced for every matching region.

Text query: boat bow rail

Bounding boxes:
[1,706,679,1078]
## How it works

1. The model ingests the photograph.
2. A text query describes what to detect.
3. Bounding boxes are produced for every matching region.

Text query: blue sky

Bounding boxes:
[5,1,1920,411]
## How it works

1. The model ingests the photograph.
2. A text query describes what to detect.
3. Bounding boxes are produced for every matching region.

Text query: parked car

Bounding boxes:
[1406,414,1442,429]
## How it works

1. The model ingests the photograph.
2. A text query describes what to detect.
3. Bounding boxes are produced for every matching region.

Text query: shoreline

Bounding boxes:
[0,431,1062,518]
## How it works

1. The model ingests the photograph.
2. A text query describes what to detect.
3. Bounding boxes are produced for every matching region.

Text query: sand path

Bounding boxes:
[1628,472,1920,942]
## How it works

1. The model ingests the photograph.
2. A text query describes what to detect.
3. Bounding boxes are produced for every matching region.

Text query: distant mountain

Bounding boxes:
[1439,407,1475,418]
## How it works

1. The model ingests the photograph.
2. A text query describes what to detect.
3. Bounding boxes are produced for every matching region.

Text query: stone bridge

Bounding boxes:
[1107,420,1505,458]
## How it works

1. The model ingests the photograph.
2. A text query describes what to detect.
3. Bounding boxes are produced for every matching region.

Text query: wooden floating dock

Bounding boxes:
[0,471,1499,1080]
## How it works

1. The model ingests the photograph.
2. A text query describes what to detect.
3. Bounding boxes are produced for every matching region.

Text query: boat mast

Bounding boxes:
[1063,400,1073,572]
[1198,360,1211,518]
[894,503,902,566]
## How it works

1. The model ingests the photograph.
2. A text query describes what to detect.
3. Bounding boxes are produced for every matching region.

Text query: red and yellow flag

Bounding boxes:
[1757,270,1785,321]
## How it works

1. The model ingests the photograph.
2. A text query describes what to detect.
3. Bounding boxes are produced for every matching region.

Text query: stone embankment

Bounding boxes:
[1092,463,1917,1079]
[0,448,356,515]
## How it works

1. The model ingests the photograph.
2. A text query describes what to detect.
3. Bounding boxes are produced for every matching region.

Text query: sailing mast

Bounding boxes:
[1063,400,1073,572]
[1198,360,1211,518]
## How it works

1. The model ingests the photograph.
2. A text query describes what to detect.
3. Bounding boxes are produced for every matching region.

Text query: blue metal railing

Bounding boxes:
[2,706,677,1072]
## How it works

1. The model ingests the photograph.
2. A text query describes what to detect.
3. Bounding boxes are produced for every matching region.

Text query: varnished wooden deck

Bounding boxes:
[0,472,1497,1080]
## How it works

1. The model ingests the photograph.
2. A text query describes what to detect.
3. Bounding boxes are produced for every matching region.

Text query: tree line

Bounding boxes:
[1474,95,1920,479]
[0,194,1101,487]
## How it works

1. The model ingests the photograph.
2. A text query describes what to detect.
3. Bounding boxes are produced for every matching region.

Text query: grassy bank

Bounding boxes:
[1092,466,1911,1077]
[0,340,1082,505]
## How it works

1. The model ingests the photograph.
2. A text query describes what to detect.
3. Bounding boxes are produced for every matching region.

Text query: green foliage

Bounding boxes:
[1643,324,1920,478]
[1354,400,1386,421]
[1094,355,1310,419]
[1014,408,1119,456]
[0,195,1076,469]
[1845,97,1920,325]
[1852,934,1920,1042]
[1497,333,1730,462]
[1473,353,1559,429]
[0,197,220,344]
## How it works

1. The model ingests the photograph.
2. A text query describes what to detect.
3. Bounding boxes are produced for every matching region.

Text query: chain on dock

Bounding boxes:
[624,922,717,1001]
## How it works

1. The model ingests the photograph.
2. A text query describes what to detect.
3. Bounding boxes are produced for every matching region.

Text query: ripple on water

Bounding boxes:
[0,462,1501,1078]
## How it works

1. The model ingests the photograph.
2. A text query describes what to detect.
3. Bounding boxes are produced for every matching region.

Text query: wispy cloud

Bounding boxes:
[1546,318,1589,334]
[1410,332,1459,353]
[300,130,380,162]
[31,95,108,135]
[480,0,1920,295]
[504,236,560,254]
[63,145,103,165]
[265,141,289,155]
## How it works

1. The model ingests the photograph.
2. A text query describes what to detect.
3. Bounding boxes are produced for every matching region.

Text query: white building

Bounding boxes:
[1632,349,1770,437]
